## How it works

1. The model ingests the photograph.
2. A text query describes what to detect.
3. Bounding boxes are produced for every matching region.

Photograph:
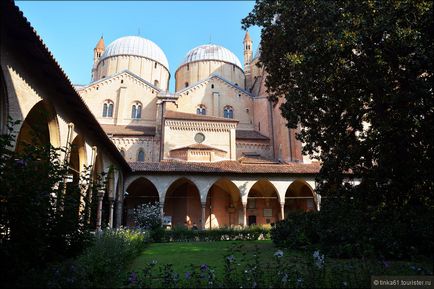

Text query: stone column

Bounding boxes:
[201,203,206,229]
[96,189,105,231]
[108,197,115,228]
[243,203,247,227]
[160,202,164,220]
[115,200,123,228]
[280,203,285,221]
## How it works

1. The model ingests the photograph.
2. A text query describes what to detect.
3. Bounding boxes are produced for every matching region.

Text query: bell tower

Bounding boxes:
[92,36,105,81]
[243,31,253,89]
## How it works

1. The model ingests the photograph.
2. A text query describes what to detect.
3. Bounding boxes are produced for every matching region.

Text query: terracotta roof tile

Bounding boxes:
[101,124,155,136]
[236,130,269,140]
[129,159,321,174]
[171,143,227,153]
[165,110,238,123]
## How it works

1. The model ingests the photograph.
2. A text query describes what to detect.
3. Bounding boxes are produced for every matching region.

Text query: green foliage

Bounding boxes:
[161,226,270,242]
[0,119,101,287]
[126,243,432,288]
[47,228,146,288]
[243,0,433,259]
[271,212,319,249]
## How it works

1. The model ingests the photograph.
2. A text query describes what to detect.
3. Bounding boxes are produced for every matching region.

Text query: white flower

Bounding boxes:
[312,250,325,269]
[274,250,284,258]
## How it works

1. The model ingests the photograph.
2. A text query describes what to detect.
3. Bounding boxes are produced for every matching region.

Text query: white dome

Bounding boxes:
[99,36,169,70]
[180,44,242,69]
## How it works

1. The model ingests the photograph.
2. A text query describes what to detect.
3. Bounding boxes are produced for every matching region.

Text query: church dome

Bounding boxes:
[180,44,242,69]
[99,36,169,70]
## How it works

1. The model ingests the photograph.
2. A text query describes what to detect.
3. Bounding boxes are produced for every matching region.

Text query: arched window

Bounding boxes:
[154,62,158,69]
[196,104,206,115]
[131,101,142,119]
[102,100,114,117]
[185,82,189,88]
[187,64,190,71]
[154,80,159,88]
[211,84,214,89]
[137,149,145,162]
[223,106,234,119]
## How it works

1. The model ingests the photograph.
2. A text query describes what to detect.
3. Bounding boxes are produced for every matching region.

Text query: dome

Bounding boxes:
[180,44,242,69]
[99,36,169,70]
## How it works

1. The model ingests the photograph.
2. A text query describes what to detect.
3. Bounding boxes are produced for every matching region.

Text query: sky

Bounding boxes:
[16,1,261,92]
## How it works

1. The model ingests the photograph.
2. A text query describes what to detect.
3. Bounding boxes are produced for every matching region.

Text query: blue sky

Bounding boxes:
[16,1,261,92]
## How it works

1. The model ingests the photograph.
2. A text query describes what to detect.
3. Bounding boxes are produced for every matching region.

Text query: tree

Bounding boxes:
[243,0,433,257]
[243,0,432,205]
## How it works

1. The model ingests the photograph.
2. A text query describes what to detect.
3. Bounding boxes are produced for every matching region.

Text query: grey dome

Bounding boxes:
[180,44,242,69]
[99,36,169,70]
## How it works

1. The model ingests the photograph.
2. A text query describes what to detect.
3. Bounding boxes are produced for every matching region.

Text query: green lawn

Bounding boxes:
[130,240,291,275]
[129,240,432,288]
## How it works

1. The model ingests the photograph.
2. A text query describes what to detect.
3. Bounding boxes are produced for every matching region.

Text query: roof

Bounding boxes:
[165,110,239,123]
[170,143,227,153]
[101,124,156,136]
[95,36,105,50]
[236,130,269,140]
[244,31,252,42]
[179,44,242,69]
[99,36,169,70]
[129,159,321,174]
[176,74,254,97]
[2,0,130,173]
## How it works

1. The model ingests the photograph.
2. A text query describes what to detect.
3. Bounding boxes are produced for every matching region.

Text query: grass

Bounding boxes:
[130,240,433,276]
[130,240,287,275]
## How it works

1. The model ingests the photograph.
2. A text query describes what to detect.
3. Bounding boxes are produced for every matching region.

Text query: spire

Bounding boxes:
[244,30,252,42]
[95,35,105,50]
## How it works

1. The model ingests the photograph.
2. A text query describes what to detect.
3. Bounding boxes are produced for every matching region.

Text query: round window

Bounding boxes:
[194,133,205,143]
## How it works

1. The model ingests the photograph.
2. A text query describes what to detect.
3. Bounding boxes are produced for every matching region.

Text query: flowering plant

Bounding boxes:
[134,202,162,230]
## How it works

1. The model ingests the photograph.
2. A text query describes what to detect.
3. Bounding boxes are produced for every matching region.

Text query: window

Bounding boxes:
[154,62,158,69]
[187,64,189,71]
[233,65,235,71]
[137,149,145,162]
[185,82,189,88]
[131,102,142,119]
[102,100,114,117]
[211,84,214,89]
[196,104,206,115]
[154,80,159,88]
[223,106,233,119]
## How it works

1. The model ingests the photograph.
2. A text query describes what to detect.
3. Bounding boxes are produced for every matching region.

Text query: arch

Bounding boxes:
[154,79,159,88]
[164,177,201,228]
[246,178,281,226]
[131,101,142,119]
[223,105,234,119]
[15,100,60,152]
[102,99,114,117]
[137,148,145,162]
[122,177,159,227]
[284,179,317,215]
[70,135,87,183]
[196,104,206,115]
[205,178,242,229]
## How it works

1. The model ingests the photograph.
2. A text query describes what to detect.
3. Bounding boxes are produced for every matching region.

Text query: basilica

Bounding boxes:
[1,0,320,230]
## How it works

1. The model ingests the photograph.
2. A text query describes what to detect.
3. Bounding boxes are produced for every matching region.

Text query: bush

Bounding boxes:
[134,202,162,230]
[161,226,270,242]
[271,198,434,259]
[271,211,319,249]
[47,228,147,288]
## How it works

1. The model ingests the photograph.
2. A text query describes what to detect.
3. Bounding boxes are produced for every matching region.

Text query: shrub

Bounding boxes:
[47,228,147,288]
[134,202,162,230]
[271,211,319,249]
[161,226,270,242]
